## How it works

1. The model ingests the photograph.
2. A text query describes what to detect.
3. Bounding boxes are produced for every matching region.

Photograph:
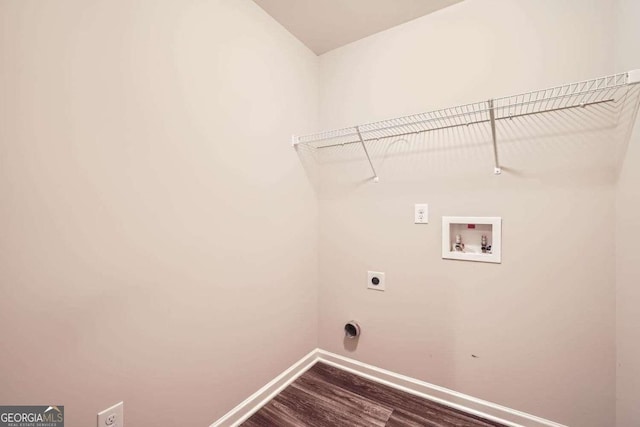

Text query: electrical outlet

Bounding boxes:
[98,402,123,427]
[414,204,428,224]
[367,271,385,291]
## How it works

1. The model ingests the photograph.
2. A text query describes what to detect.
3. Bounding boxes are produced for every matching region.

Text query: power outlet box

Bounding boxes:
[98,402,123,427]
[414,204,428,224]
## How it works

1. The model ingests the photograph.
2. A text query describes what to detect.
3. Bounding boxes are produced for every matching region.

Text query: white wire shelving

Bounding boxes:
[292,70,640,181]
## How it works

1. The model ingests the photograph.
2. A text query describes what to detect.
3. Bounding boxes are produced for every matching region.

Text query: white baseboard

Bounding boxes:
[209,348,319,427]
[318,350,566,427]
[211,348,566,427]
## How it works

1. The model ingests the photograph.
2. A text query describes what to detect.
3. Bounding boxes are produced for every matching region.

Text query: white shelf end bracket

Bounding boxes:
[628,69,640,85]
[488,99,502,175]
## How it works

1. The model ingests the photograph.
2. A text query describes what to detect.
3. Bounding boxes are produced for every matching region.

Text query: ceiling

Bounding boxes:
[253,0,463,55]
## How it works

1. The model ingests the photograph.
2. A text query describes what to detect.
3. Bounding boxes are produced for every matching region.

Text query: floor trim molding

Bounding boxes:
[211,348,567,427]
[318,350,566,427]
[209,348,320,427]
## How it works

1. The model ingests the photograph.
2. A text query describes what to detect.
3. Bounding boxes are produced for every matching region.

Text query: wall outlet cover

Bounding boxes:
[97,402,124,427]
[367,271,385,291]
[414,204,429,224]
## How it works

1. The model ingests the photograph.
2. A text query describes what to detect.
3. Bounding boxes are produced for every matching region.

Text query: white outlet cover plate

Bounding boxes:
[414,204,428,224]
[367,271,385,291]
[98,402,123,427]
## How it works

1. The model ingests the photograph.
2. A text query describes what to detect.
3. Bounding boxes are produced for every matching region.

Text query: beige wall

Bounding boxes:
[316,1,621,426]
[615,0,640,425]
[0,1,318,426]
[2,0,638,426]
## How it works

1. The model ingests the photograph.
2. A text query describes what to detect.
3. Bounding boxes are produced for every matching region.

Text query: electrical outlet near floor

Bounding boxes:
[97,402,123,427]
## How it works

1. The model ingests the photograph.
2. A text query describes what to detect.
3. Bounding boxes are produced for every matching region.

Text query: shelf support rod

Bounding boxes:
[488,99,502,175]
[356,126,379,183]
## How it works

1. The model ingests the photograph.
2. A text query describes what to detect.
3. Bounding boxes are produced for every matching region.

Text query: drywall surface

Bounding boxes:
[614,0,640,425]
[315,1,619,426]
[0,0,318,425]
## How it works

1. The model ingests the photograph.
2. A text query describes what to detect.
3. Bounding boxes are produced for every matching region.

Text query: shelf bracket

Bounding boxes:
[356,126,380,183]
[488,99,502,175]
[628,69,640,85]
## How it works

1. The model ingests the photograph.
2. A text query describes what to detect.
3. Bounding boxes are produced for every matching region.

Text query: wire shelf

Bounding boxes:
[492,72,631,120]
[293,70,640,179]
[295,100,491,148]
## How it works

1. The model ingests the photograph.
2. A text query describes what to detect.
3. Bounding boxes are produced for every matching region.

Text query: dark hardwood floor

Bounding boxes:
[242,362,507,427]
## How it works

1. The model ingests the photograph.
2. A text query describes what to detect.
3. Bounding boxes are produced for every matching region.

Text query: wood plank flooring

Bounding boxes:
[242,362,507,427]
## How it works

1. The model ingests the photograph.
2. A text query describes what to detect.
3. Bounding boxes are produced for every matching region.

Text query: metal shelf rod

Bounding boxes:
[356,126,379,183]
[488,99,501,175]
